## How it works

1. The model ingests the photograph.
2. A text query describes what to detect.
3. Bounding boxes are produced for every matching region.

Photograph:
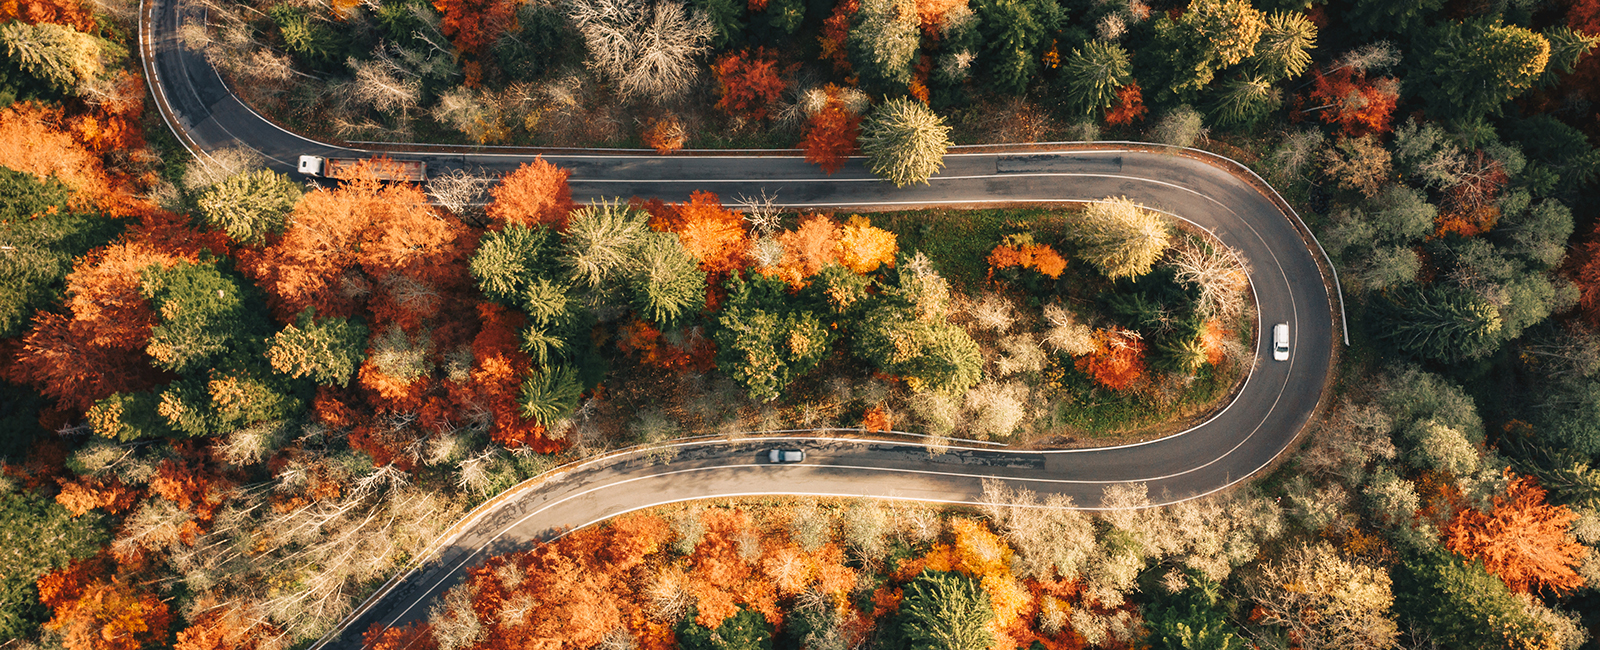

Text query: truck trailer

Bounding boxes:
[297,155,427,182]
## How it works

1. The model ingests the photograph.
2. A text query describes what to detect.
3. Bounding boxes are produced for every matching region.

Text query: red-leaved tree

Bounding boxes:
[1570,232,1600,327]
[713,49,789,121]
[1104,82,1147,126]
[432,0,516,61]
[459,303,562,451]
[818,0,860,74]
[1299,67,1400,137]
[363,622,437,650]
[801,85,864,175]
[8,241,189,412]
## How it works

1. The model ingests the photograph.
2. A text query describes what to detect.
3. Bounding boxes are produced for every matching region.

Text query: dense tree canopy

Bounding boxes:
[12,0,1600,643]
[627,232,706,327]
[853,305,983,394]
[1394,550,1555,649]
[1145,0,1265,102]
[196,169,301,246]
[1414,19,1551,120]
[1068,197,1172,280]
[860,98,951,187]
[848,0,919,93]
[893,571,993,650]
[714,272,834,402]
[0,21,107,93]
[1058,40,1132,117]
[470,223,562,308]
[267,309,370,387]
[1243,542,1398,650]
[1373,285,1505,362]
[0,168,125,338]
[972,0,1063,96]
[1252,11,1316,82]
[0,491,108,639]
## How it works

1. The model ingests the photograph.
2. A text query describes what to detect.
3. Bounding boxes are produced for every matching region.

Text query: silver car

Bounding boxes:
[768,449,805,463]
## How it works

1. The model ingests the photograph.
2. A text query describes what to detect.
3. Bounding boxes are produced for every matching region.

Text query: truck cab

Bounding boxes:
[297,155,325,176]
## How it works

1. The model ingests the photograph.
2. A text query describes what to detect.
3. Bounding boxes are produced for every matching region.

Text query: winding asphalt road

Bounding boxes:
[138,0,1341,645]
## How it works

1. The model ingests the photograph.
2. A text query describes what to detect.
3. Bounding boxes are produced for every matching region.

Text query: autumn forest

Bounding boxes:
[5,0,1600,647]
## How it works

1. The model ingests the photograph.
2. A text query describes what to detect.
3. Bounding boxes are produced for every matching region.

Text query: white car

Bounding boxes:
[1273,323,1290,362]
[768,449,805,463]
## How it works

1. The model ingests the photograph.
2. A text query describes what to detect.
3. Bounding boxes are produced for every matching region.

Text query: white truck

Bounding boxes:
[297,155,427,182]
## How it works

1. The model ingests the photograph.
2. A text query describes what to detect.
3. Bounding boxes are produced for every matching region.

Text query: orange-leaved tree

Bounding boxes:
[765,213,843,285]
[485,157,577,229]
[946,518,1033,639]
[241,161,458,320]
[836,215,897,274]
[363,622,437,650]
[0,0,96,31]
[461,303,562,451]
[643,114,689,155]
[451,513,673,650]
[1444,474,1588,594]
[148,458,232,530]
[62,241,184,351]
[687,508,780,627]
[649,190,753,276]
[800,84,863,175]
[1076,328,1146,390]
[55,476,140,517]
[0,104,130,214]
[986,234,1067,281]
[862,404,893,431]
[1571,230,1600,327]
[914,0,967,36]
[9,240,190,411]
[1434,150,1510,239]
[617,319,717,372]
[37,559,173,650]
[713,48,789,121]
[65,70,148,156]
[7,312,167,413]
[173,605,282,650]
